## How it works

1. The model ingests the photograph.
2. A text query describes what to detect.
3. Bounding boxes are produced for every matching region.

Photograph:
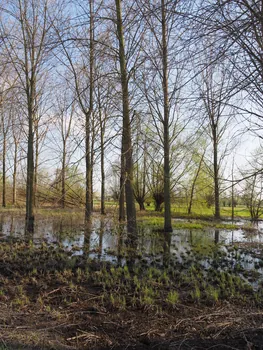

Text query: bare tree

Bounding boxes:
[0,0,58,231]
[198,54,236,219]
[114,0,137,240]
[137,0,192,231]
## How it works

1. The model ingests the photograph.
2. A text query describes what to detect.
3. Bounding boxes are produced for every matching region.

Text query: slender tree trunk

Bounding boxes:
[34,125,39,208]
[188,152,205,215]
[139,200,145,211]
[161,0,172,232]
[98,99,106,215]
[13,140,18,206]
[213,130,220,219]
[115,0,137,241]
[61,140,66,208]
[91,117,95,211]
[85,0,94,223]
[119,138,125,221]
[85,118,92,221]
[231,158,234,221]
[2,133,6,208]
[26,104,35,232]
[101,141,105,214]
[142,140,147,205]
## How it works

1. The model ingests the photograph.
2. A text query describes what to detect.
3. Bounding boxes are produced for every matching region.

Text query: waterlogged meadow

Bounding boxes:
[1,212,263,349]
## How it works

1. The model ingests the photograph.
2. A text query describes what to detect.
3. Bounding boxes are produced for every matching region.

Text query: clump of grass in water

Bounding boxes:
[166,290,179,306]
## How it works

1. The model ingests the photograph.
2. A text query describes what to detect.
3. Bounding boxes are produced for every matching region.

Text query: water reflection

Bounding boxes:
[117,224,124,265]
[163,232,171,267]
[215,229,219,244]
[1,214,263,274]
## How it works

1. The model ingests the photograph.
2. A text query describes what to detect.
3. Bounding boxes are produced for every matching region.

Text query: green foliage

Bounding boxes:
[166,290,179,305]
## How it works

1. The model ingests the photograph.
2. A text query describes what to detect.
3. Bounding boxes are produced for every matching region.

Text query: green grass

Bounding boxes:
[0,202,255,222]
[137,202,254,220]
[138,215,239,230]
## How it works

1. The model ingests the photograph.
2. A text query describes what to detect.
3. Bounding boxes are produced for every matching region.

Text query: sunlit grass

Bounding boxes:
[0,201,256,221]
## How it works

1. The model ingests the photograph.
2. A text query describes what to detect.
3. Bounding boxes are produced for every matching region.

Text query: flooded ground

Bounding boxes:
[1,214,263,349]
[1,214,263,288]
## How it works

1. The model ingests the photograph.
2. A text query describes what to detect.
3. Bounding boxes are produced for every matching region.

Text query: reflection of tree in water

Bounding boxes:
[215,229,219,244]
[52,219,64,244]
[9,215,14,236]
[83,223,92,259]
[126,224,138,270]
[117,223,124,266]
[189,230,193,245]
[98,218,104,260]
[25,217,34,243]
[163,232,171,268]
[0,214,3,233]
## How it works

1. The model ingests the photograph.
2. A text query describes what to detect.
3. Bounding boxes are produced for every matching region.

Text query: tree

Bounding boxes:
[114,0,137,241]
[187,149,206,215]
[243,174,263,220]
[0,0,57,231]
[54,86,75,208]
[208,1,263,139]
[0,75,14,207]
[198,52,236,219]
[55,0,96,223]
[137,0,192,232]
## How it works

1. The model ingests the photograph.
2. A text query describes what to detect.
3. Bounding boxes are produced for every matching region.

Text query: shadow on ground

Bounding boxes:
[3,329,263,350]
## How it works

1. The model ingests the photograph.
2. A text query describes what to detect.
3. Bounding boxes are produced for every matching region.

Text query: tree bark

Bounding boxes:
[213,129,220,219]
[13,140,18,206]
[85,0,94,223]
[2,133,6,208]
[161,0,172,232]
[98,91,106,215]
[61,140,66,208]
[188,152,205,215]
[34,122,39,208]
[26,102,35,232]
[119,138,125,221]
[115,0,137,242]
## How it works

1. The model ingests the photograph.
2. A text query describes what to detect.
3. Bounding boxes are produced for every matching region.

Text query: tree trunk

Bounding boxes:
[34,124,39,208]
[188,152,205,215]
[161,0,172,232]
[91,117,95,212]
[13,140,18,206]
[2,133,6,208]
[26,105,35,232]
[213,130,220,219]
[231,158,234,221]
[61,140,66,208]
[139,200,145,211]
[85,0,94,223]
[155,200,163,212]
[119,138,125,221]
[115,0,137,242]
[98,98,106,215]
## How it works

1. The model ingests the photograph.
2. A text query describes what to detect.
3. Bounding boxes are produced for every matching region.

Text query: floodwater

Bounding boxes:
[1,214,263,286]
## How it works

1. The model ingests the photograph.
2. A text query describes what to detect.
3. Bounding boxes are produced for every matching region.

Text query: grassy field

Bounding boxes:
[0,202,254,224]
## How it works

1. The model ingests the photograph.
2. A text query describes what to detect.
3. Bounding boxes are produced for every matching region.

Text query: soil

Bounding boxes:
[1,243,263,350]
